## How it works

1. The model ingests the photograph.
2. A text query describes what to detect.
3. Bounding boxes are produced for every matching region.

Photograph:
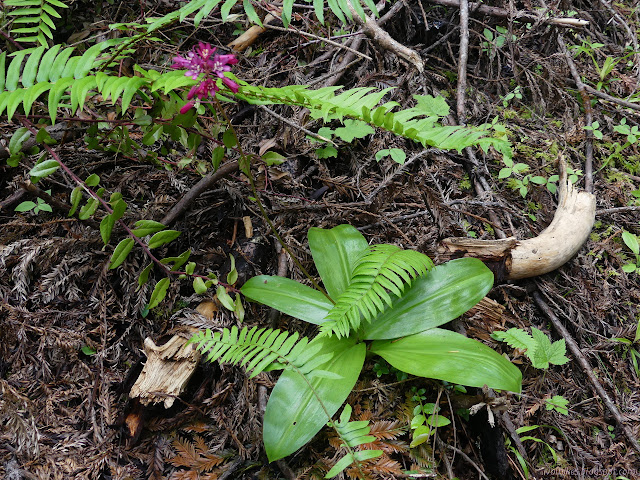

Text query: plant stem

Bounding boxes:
[213,98,333,302]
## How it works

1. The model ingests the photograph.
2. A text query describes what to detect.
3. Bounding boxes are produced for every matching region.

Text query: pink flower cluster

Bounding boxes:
[172,42,239,114]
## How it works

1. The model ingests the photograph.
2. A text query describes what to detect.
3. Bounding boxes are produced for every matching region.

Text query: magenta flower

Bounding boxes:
[172,42,239,113]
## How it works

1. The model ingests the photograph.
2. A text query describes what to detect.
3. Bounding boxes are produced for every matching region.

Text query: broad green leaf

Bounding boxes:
[325,450,383,478]
[148,277,170,309]
[222,128,237,148]
[109,238,135,269]
[131,220,166,237]
[148,229,181,249]
[100,215,115,245]
[263,337,366,461]
[529,327,569,369]
[545,395,569,415]
[161,249,191,271]
[36,44,61,83]
[35,126,56,145]
[8,127,31,155]
[70,75,97,113]
[313,0,324,24]
[211,146,225,170]
[226,254,238,284]
[242,0,262,26]
[193,277,207,294]
[74,43,107,79]
[68,186,82,216]
[99,198,125,244]
[78,197,99,220]
[6,89,26,120]
[48,47,75,82]
[220,0,236,21]
[29,159,60,179]
[261,151,285,166]
[622,230,639,255]
[216,285,235,311]
[85,173,100,186]
[234,294,244,322]
[308,224,368,300]
[6,49,30,91]
[370,328,522,392]
[362,258,493,340]
[48,76,74,123]
[413,94,450,117]
[334,119,374,142]
[0,52,6,91]
[15,201,36,212]
[242,275,333,325]
[138,262,153,288]
[492,328,535,352]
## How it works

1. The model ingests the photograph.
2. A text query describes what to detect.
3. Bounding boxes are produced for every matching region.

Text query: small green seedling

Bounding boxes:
[492,327,569,370]
[15,190,53,214]
[621,230,640,273]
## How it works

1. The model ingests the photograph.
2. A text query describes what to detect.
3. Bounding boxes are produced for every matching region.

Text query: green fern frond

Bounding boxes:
[492,328,536,352]
[189,326,323,378]
[320,245,433,338]
[237,83,510,154]
[326,404,382,478]
[141,0,377,31]
[4,0,68,47]
[0,44,163,122]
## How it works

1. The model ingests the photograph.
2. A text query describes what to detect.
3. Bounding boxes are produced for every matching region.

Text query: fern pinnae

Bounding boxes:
[321,245,433,338]
[190,326,315,378]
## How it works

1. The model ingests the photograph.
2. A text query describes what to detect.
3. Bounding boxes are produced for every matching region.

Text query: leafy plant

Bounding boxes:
[545,395,569,415]
[569,39,632,91]
[481,26,516,60]
[583,120,603,140]
[14,189,52,214]
[609,315,640,377]
[375,147,406,164]
[409,391,451,448]
[325,404,382,478]
[502,86,523,107]
[516,425,562,467]
[189,225,521,464]
[621,230,640,273]
[499,155,581,197]
[492,327,569,370]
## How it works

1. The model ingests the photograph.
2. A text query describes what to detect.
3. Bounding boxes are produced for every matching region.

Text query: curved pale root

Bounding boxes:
[439,161,596,280]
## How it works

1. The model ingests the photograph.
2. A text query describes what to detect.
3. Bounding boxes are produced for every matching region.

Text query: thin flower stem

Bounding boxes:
[213,98,333,303]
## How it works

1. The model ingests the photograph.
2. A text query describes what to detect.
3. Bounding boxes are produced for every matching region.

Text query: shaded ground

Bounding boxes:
[2,1,640,479]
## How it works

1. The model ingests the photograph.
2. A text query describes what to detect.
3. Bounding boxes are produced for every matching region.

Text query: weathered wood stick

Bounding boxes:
[425,0,589,28]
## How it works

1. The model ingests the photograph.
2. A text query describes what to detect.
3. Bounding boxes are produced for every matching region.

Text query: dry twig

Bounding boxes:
[533,291,640,456]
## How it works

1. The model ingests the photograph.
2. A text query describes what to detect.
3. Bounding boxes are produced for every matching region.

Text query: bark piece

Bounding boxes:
[129,328,200,408]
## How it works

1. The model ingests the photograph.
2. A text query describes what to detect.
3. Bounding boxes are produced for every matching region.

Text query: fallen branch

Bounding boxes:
[347,0,423,73]
[439,159,596,280]
[424,0,588,28]
[583,84,640,112]
[558,34,594,193]
[533,291,640,455]
[161,160,239,226]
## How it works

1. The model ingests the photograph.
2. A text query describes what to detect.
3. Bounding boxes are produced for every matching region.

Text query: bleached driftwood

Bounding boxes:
[440,161,596,280]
